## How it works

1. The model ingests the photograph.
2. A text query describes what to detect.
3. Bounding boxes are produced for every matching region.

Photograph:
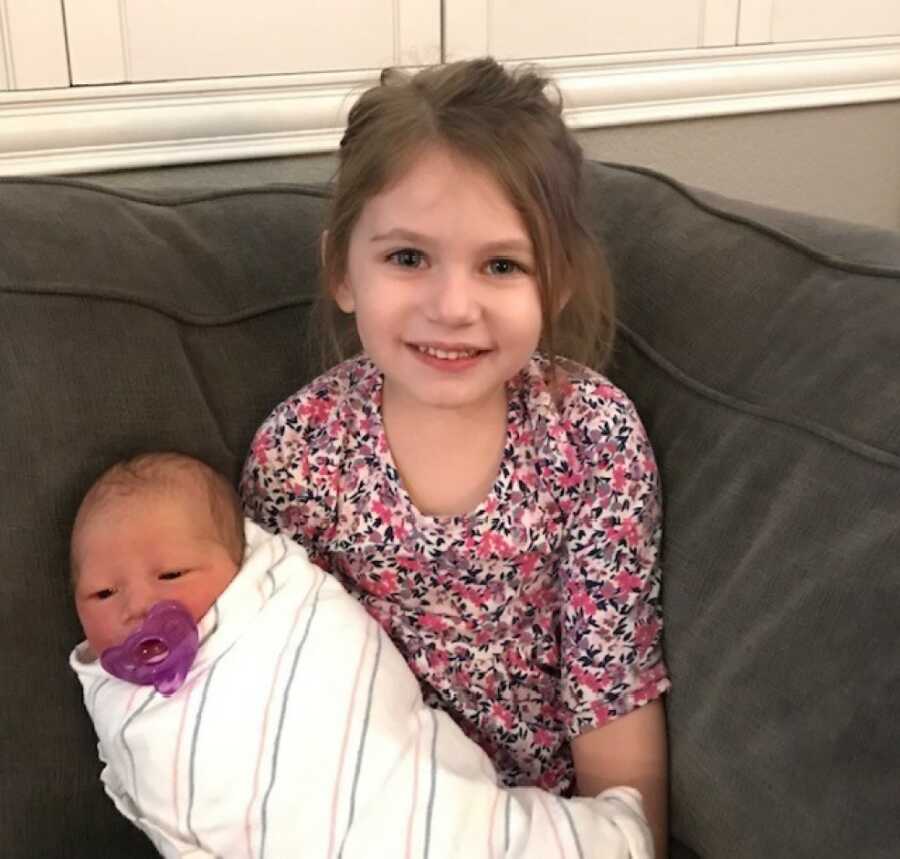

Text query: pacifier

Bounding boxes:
[100,600,199,696]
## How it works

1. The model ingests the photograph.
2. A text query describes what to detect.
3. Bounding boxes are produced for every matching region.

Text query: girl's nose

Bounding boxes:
[424,267,480,326]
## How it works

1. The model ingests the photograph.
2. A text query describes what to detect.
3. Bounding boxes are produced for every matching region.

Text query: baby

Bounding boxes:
[70,452,653,859]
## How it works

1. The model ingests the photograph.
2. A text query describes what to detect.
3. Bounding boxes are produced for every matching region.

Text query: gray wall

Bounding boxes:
[83,101,900,232]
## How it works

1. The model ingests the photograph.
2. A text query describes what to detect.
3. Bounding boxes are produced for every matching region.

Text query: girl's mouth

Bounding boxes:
[414,344,482,360]
[408,343,489,371]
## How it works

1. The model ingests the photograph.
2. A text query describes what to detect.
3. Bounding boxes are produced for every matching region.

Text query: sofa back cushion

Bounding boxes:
[586,164,900,858]
[0,180,324,855]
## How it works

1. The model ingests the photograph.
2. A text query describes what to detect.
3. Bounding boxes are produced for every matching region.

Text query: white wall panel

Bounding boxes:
[0,7,9,90]
[740,0,900,45]
[702,0,740,48]
[771,0,900,42]
[65,0,440,85]
[1,0,69,90]
[447,0,707,61]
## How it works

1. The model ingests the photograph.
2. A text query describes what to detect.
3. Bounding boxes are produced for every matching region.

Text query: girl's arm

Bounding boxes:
[552,372,670,857]
[572,698,668,859]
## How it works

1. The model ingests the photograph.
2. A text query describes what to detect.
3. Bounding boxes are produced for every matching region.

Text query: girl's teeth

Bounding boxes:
[418,346,478,360]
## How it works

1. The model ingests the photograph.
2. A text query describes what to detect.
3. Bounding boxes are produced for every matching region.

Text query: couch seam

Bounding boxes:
[173,326,236,461]
[616,322,900,470]
[0,283,311,325]
[0,175,330,206]
[599,162,900,279]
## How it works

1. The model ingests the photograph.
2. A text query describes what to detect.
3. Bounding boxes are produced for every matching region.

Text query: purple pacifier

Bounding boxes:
[100,600,199,696]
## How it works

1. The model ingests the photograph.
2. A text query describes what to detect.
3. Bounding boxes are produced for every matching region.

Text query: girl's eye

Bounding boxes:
[94,588,116,601]
[159,571,184,581]
[486,258,524,276]
[387,248,425,269]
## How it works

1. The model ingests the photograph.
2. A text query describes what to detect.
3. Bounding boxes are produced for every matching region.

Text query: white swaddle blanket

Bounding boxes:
[70,520,653,859]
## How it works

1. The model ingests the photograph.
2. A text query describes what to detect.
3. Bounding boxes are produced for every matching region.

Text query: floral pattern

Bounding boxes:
[241,353,669,794]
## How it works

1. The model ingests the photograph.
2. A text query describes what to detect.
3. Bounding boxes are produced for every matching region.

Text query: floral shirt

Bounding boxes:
[240,352,669,794]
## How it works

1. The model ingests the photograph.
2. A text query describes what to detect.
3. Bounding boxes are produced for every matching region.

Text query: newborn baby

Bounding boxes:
[70,452,653,858]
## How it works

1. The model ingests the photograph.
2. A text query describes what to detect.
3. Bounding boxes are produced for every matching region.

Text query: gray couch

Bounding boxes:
[1,161,897,858]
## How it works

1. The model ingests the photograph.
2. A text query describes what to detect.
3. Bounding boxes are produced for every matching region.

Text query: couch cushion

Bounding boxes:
[0,178,325,856]
[586,163,900,858]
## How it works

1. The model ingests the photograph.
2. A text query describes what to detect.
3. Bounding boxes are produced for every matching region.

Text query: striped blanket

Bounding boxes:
[70,520,652,859]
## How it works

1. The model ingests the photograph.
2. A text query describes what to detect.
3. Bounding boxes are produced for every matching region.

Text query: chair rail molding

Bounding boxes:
[2,37,899,176]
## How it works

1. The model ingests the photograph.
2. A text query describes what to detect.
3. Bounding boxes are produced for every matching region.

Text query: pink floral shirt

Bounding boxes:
[240,352,669,794]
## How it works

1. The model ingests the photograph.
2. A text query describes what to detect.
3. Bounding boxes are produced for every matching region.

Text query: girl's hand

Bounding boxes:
[572,698,668,859]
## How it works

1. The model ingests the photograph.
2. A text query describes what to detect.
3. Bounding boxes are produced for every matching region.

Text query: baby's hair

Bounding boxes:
[70,452,246,582]
[313,57,615,385]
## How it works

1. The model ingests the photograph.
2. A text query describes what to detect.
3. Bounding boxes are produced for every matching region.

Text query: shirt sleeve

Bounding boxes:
[239,382,341,564]
[554,377,670,738]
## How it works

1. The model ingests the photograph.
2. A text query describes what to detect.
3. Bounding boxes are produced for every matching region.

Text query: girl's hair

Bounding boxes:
[312,57,615,380]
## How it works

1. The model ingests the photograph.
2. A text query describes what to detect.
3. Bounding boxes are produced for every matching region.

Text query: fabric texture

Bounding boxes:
[71,520,653,859]
[241,351,669,794]
[1,163,898,858]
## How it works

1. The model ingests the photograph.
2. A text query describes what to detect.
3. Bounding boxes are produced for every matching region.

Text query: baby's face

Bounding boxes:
[73,487,239,656]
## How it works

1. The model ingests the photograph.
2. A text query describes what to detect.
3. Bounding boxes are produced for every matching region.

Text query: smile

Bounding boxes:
[413,344,484,360]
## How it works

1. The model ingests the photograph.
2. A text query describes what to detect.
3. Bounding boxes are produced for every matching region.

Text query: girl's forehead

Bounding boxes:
[360,146,528,240]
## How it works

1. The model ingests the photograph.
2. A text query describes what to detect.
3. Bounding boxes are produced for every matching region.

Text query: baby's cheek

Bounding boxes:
[186,589,220,625]
[85,618,119,655]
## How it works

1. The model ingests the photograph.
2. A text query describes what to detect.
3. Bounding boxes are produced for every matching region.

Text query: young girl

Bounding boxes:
[241,58,670,856]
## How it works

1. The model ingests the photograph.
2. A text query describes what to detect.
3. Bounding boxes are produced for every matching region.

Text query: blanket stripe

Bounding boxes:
[120,689,155,809]
[259,571,325,859]
[557,796,586,859]
[172,674,198,842]
[328,615,372,858]
[87,676,109,718]
[244,567,319,859]
[484,754,501,859]
[186,661,219,845]
[423,708,438,859]
[536,791,565,859]
[338,627,384,859]
[504,792,512,854]
[405,710,422,859]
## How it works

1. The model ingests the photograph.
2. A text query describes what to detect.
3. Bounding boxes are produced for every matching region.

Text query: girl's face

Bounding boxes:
[73,487,239,657]
[334,145,543,419]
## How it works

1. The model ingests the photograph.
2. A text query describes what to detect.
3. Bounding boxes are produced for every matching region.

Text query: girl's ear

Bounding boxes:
[333,279,355,313]
[554,287,572,318]
[321,230,355,313]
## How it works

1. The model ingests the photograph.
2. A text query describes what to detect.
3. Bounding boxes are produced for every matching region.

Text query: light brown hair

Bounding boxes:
[70,452,246,582]
[312,57,615,382]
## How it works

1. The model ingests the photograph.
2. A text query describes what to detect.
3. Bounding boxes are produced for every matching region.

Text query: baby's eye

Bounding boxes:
[387,248,426,269]
[159,571,184,581]
[93,588,116,601]
[485,258,524,276]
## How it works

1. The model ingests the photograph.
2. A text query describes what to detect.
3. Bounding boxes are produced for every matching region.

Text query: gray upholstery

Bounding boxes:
[1,163,897,858]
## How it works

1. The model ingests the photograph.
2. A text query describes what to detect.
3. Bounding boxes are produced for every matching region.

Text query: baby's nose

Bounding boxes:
[123,586,156,624]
